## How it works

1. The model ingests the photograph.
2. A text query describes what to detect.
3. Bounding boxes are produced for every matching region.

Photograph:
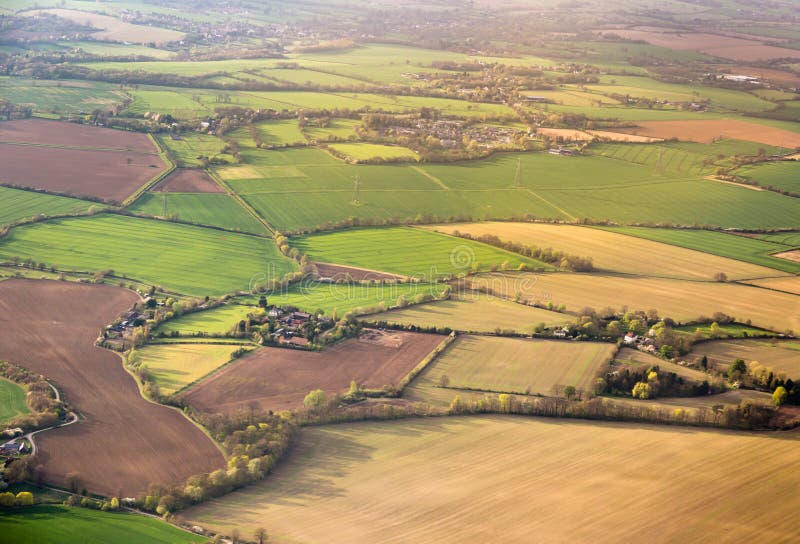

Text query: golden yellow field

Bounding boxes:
[367,293,570,333]
[427,223,786,280]
[180,416,800,544]
[469,272,800,333]
[745,276,800,296]
[403,335,615,405]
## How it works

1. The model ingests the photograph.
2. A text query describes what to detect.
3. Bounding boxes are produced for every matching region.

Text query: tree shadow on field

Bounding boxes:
[226,419,471,512]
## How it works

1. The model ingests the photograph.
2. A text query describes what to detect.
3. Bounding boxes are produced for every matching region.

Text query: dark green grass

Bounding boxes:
[293,226,549,279]
[737,161,800,195]
[128,193,267,234]
[0,378,29,424]
[0,214,296,295]
[0,186,103,227]
[0,505,205,544]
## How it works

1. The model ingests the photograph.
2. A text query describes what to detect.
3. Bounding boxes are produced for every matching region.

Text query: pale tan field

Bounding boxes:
[618,119,800,147]
[23,9,185,44]
[180,416,800,544]
[745,276,800,295]
[367,293,570,333]
[587,130,662,142]
[691,339,800,378]
[775,250,800,263]
[615,347,710,382]
[427,223,785,280]
[536,127,592,141]
[469,272,800,333]
[404,335,614,403]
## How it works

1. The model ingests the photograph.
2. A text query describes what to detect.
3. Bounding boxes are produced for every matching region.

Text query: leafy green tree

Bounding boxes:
[255,528,269,544]
[729,358,747,381]
[563,385,576,400]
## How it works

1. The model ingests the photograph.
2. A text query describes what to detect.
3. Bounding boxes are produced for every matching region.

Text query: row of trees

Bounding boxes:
[449,230,595,272]
[447,392,776,430]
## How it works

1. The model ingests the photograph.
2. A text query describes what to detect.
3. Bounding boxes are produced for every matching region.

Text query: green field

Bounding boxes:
[367,294,570,333]
[253,119,307,146]
[126,87,515,120]
[293,227,546,279]
[589,75,776,113]
[0,505,205,544]
[180,416,800,544]
[404,336,615,404]
[0,214,296,295]
[0,187,103,227]
[737,161,800,195]
[304,119,360,141]
[327,142,418,161]
[0,77,126,115]
[602,227,800,274]
[758,232,800,246]
[263,281,445,316]
[212,143,800,232]
[137,343,248,394]
[128,193,268,234]
[156,304,259,336]
[156,133,228,167]
[675,323,774,340]
[0,377,29,424]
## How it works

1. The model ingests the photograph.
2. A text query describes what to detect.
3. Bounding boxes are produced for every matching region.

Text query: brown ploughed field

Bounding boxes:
[0,119,167,203]
[180,330,443,414]
[618,119,800,147]
[0,119,156,152]
[151,169,224,193]
[0,279,225,497]
[598,30,800,61]
[314,262,406,282]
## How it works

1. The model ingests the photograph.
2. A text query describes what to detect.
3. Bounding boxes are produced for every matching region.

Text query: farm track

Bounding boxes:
[0,279,226,496]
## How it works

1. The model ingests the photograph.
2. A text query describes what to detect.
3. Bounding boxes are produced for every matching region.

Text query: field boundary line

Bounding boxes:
[396,332,457,393]
[522,188,577,221]
[207,168,276,235]
[410,165,450,190]
[120,135,175,208]
[114,350,230,460]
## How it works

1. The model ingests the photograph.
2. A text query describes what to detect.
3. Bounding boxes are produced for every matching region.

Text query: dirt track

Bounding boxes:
[0,279,225,497]
[180,331,443,414]
[152,169,223,193]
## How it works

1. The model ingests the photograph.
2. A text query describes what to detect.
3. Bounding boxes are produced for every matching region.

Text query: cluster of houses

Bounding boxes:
[0,440,27,462]
[106,310,148,340]
[623,331,657,352]
[264,308,329,347]
[382,118,524,150]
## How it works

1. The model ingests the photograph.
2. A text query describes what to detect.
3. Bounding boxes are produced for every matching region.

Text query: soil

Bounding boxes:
[179,330,444,414]
[151,169,224,193]
[0,279,225,497]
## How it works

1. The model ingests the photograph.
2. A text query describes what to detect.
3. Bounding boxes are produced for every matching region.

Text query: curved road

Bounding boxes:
[1,381,79,457]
